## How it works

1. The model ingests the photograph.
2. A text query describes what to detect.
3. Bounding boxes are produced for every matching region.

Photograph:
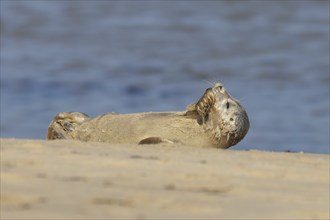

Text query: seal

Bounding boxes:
[47,82,249,149]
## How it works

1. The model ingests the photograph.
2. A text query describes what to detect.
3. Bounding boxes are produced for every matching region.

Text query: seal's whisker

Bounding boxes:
[211,76,221,86]
[236,94,250,103]
[203,77,222,87]
[203,79,214,87]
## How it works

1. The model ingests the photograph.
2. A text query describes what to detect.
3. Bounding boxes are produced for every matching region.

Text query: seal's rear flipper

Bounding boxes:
[47,112,90,140]
[139,137,174,145]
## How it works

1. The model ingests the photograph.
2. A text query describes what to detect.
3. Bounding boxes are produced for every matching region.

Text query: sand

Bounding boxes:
[1,138,329,219]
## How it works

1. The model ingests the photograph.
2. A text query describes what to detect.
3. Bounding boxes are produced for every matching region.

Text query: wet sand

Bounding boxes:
[1,138,329,219]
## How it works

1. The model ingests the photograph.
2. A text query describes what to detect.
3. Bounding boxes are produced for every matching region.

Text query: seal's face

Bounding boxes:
[196,83,249,148]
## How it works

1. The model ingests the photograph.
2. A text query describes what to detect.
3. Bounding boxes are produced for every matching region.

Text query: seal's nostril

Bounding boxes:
[230,118,234,121]
[226,102,230,109]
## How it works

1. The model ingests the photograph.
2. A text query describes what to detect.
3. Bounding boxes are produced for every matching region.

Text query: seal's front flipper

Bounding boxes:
[139,137,174,145]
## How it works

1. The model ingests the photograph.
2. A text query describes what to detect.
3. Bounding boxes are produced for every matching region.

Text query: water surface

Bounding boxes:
[1,1,329,153]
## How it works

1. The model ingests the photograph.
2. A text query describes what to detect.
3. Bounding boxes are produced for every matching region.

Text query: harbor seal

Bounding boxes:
[47,82,249,149]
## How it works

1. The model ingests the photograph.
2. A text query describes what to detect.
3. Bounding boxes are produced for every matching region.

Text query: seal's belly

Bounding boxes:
[73,112,214,147]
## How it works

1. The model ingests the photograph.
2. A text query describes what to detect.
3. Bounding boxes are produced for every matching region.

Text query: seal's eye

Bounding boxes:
[226,102,230,109]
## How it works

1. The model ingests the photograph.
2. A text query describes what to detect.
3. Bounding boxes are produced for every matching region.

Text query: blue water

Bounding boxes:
[1,1,329,153]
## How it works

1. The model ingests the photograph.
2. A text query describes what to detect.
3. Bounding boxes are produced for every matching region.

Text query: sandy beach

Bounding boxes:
[1,138,329,219]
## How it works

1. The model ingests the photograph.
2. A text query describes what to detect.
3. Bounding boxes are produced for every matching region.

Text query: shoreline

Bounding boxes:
[1,138,329,219]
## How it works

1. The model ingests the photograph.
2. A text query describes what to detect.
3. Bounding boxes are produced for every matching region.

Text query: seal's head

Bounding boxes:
[195,82,249,149]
